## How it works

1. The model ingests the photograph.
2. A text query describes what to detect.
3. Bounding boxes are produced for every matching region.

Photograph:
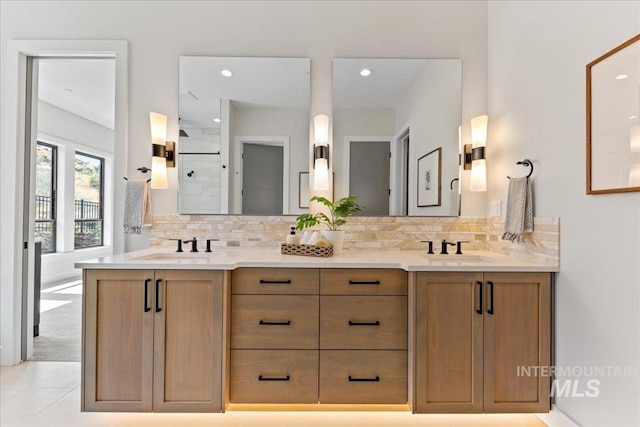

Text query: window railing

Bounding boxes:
[74,199,102,249]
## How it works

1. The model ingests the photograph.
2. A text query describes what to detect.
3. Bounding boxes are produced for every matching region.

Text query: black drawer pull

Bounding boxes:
[259,279,292,284]
[348,280,381,285]
[348,320,380,326]
[259,375,290,381]
[155,279,162,313]
[144,279,151,312]
[348,375,380,382]
[259,320,291,326]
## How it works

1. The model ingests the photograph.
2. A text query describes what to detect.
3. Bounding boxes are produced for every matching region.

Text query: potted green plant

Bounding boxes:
[296,195,363,253]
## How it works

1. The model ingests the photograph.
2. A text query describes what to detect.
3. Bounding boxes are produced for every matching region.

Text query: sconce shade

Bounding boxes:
[469,115,488,192]
[314,114,329,146]
[314,158,329,191]
[151,156,168,189]
[150,112,168,146]
[150,112,169,189]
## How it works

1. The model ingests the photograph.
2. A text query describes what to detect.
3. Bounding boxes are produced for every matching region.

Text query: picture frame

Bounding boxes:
[417,147,442,207]
[299,172,310,208]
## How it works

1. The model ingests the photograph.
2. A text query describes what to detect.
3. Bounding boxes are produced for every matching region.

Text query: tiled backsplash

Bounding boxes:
[150,215,559,265]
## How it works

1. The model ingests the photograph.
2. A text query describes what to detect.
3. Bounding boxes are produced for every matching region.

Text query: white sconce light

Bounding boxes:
[629,125,640,186]
[149,112,175,189]
[313,114,330,191]
[469,115,488,192]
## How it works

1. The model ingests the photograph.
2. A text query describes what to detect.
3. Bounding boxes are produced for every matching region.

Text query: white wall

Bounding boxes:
[488,2,640,426]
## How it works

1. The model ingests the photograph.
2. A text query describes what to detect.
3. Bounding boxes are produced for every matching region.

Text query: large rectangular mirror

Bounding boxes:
[178,56,311,214]
[587,34,640,194]
[333,58,462,216]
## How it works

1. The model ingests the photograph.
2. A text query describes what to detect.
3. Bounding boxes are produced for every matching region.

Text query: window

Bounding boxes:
[74,152,104,249]
[35,142,57,253]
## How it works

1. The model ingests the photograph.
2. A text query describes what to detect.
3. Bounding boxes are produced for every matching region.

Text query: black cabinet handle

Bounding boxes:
[259,320,291,326]
[487,281,494,315]
[348,280,381,285]
[259,279,292,284]
[144,279,151,312]
[476,281,483,315]
[348,375,380,382]
[259,375,290,381]
[348,320,380,326]
[155,279,162,313]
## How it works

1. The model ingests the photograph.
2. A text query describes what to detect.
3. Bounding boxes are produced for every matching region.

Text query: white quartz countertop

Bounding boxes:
[75,248,558,272]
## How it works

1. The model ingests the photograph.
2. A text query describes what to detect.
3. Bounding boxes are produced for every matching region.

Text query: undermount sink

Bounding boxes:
[420,254,492,262]
[131,252,217,261]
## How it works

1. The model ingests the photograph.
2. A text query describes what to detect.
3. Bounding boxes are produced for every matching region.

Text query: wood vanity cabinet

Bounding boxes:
[82,269,225,413]
[414,272,551,414]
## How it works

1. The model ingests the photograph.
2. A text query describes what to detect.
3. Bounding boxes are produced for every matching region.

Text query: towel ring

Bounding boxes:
[450,178,459,190]
[507,159,533,179]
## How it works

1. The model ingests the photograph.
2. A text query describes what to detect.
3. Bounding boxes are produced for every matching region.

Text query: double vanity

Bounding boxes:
[77,248,556,415]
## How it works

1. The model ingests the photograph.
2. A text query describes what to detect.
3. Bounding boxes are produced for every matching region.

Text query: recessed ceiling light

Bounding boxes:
[64,88,73,92]
[616,74,628,80]
[221,69,233,77]
[630,116,637,119]
[360,69,372,77]
[214,118,221,123]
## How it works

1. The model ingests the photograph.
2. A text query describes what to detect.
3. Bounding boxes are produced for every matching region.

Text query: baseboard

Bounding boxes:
[536,405,579,427]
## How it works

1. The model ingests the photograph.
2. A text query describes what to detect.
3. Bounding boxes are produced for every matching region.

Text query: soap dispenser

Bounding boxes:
[286,226,300,244]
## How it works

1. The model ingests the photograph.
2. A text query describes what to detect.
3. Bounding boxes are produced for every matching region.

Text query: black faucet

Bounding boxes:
[455,241,469,255]
[205,239,219,253]
[441,239,456,255]
[420,240,435,254]
[169,239,183,253]
[183,237,198,253]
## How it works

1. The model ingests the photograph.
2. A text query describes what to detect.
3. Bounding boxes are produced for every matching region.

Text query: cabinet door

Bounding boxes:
[483,272,551,413]
[83,269,155,412]
[153,270,224,412]
[415,272,484,413]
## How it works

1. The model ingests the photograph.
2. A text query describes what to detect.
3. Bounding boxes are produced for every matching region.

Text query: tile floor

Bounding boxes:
[0,361,578,427]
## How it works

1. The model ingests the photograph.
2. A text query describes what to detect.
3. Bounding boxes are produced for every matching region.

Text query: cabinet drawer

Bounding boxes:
[320,269,407,295]
[232,268,319,295]
[231,295,319,349]
[319,350,407,404]
[320,296,407,349]
[230,350,319,403]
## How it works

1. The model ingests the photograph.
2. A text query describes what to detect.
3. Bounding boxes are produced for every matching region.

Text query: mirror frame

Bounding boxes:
[586,33,640,195]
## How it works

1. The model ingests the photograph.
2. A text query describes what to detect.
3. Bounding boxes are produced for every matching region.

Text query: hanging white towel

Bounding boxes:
[123,180,152,234]
[502,177,533,243]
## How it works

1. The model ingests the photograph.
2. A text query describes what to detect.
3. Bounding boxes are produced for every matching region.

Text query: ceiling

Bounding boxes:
[38,58,116,130]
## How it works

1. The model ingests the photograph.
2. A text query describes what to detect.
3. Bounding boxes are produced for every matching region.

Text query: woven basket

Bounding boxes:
[281,243,333,257]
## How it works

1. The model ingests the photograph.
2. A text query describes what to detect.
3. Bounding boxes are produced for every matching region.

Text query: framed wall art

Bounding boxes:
[417,147,442,207]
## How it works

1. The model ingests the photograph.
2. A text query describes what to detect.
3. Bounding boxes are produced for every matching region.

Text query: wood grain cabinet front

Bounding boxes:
[414,272,551,414]
[82,269,225,413]
[230,350,319,403]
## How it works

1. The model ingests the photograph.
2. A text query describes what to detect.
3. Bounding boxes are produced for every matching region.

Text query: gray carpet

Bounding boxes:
[31,280,82,362]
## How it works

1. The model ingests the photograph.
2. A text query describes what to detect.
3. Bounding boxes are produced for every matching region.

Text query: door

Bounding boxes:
[83,269,154,412]
[349,141,390,215]
[415,272,484,413]
[483,272,551,413]
[153,270,224,412]
[242,143,284,215]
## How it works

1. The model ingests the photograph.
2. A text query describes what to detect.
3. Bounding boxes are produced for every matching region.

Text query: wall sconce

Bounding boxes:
[149,112,175,189]
[629,125,640,186]
[468,114,488,191]
[313,114,330,191]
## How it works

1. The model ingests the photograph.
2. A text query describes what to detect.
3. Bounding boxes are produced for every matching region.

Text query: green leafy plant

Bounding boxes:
[296,196,363,231]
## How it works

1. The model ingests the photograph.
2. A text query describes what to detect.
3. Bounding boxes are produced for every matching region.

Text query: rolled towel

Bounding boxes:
[502,176,533,243]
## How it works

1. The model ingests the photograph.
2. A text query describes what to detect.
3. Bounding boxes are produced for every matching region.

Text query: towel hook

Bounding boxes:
[507,159,533,179]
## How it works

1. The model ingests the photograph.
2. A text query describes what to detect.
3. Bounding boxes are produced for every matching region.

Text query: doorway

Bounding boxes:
[349,140,391,216]
[27,56,116,362]
[234,136,290,215]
